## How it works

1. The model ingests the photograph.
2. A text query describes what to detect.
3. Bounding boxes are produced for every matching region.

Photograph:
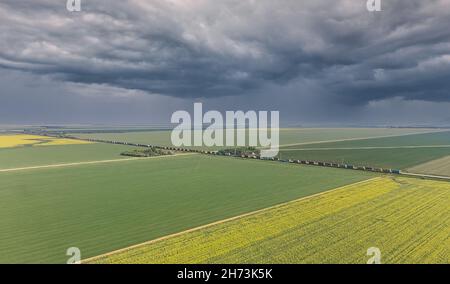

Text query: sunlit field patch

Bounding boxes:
[0,134,92,148]
[407,156,450,177]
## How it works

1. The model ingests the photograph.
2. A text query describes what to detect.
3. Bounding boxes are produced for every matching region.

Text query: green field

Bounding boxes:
[70,129,450,170]
[278,148,450,169]
[1,127,447,264]
[0,155,374,263]
[278,131,450,170]
[284,130,450,148]
[407,156,450,177]
[89,177,450,264]
[0,143,137,170]
[73,128,438,149]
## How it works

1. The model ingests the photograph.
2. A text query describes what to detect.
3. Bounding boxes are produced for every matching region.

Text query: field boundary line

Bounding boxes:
[400,172,450,181]
[271,129,449,149]
[0,153,197,173]
[82,176,382,263]
[279,145,450,151]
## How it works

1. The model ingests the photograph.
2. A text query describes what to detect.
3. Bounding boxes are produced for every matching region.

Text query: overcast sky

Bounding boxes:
[1,0,449,126]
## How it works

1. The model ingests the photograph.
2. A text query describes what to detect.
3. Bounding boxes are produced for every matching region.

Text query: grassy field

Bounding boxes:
[0,155,374,263]
[0,143,138,170]
[2,128,447,264]
[0,134,92,148]
[88,177,450,264]
[73,128,439,149]
[72,129,450,170]
[284,130,450,148]
[278,131,450,170]
[407,156,450,177]
[278,148,450,169]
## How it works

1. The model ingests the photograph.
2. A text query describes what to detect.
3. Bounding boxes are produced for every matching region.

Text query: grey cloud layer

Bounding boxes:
[1,0,450,104]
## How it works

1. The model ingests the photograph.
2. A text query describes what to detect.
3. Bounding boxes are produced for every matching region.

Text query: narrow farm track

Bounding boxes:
[279,145,450,151]
[401,172,450,181]
[0,153,197,172]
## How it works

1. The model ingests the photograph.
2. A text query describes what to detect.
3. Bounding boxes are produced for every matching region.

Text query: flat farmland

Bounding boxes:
[0,134,92,148]
[0,155,374,263]
[286,130,450,148]
[72,128,439,149]
[88,177,450,264]
[0,143,138,170]
[274,128,444,147]
[407,156,450,177]
[278,147,450,169]
[279,131,450,170]
[75,130,174,147]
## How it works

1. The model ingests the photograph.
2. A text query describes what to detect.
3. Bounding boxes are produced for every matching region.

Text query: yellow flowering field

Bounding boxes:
[87,177,450,264]
[0,134,92,148]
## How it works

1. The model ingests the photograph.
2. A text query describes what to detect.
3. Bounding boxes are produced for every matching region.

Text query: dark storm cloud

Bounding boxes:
[0,0,450,103]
